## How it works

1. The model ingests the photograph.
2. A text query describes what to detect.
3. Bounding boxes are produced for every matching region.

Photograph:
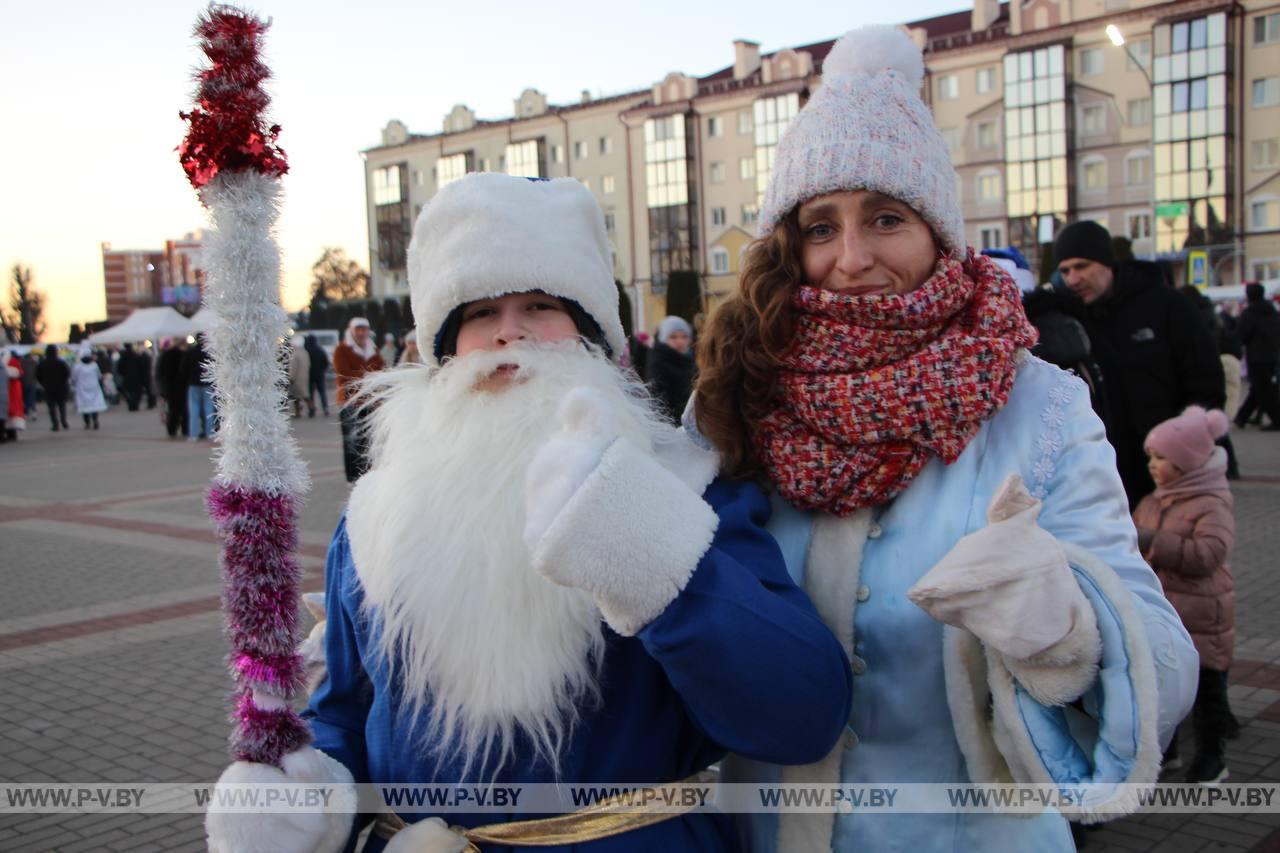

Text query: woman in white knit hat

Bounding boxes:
[207,173,852,853]
[695,25,1200,852]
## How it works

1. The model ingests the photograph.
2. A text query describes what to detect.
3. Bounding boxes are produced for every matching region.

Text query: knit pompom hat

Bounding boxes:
[757,24,964,251]
[1144,406,1230,473]
[408,173,626,367]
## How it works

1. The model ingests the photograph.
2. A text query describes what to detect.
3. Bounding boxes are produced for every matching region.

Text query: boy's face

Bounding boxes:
[1147,450,1183,487]
[454,291,580,390]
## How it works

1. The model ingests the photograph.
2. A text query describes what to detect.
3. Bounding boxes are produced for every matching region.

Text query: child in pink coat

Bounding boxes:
[1133,406,1236,784]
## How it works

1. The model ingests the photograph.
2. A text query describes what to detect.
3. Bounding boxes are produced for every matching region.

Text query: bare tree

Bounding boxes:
[310,248,369,302]
[8,265,46,344]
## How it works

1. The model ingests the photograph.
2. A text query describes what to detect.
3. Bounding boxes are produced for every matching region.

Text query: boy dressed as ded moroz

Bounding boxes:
[207,173,853,853]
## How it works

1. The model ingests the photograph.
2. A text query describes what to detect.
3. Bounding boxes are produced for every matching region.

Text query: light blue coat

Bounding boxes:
[714,355,1198,853]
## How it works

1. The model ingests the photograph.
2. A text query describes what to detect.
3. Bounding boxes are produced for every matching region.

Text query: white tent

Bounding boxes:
[189,307,223,334]
[1203,279,1280,304]
[88,307,195,346]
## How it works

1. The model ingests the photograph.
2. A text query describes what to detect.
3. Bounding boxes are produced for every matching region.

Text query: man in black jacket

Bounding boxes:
[1054,221,1225,507]
[1235,282,1280,430]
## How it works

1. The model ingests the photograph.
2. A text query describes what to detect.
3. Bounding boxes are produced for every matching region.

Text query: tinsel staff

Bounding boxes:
[179,3,310,767]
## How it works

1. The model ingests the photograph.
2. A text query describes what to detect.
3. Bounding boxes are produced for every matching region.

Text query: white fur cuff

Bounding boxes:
[1000,602,1102,706]
[531,437,719,636]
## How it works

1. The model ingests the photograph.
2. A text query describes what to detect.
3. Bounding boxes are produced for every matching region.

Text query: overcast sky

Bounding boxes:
[1,0,965,340]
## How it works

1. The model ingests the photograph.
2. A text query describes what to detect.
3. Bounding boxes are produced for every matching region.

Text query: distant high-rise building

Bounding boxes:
[100,231,207,323]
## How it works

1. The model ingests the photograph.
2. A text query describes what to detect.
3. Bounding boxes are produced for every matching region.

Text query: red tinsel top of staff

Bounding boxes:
[178,5,288,190]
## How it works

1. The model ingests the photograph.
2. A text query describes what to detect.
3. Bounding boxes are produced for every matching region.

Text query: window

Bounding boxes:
[1003,44,1069,230]
[1081,104,1106,135]
[710,247,730,274]
[709,161,725,184]
[977,171,1002,202]
[1125,40,1152,72]
[373,165,403,205]
[1127,212,1152,241]
[1082,158,1108,191]
[603,212,616,233]
[737,111,753,134]
[436,153,470,189]
[742,204,759,227]
[739,157,755,180]
[940,127,961,152]
[504,139,545,178]
[978,224,1005,250]
[976,121,997,148]
[1251,198,1280,230]
[1254,77,1280,107]
[602,175,615,194]
[479,158,492,173]
[643,114,695,289]
[1253,139,1280,170]
[708,116,723,137]
[976,67,997,94]
[1125,152,1151,186]
[1079,47,1104,76]
[937,74,959,100]
[1128,98,1152,126]
[753,93,800,200]
[1255,13,1280,44]
[551,145,564,164]
[711,207,726,226]
[599,136,613,155]
[574,140,589,160]
[1253,260,1280,280]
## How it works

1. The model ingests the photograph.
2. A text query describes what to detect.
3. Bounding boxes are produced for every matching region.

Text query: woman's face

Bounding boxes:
[454,291,579,358]
[796,190,940,296]
[665,330,691,354]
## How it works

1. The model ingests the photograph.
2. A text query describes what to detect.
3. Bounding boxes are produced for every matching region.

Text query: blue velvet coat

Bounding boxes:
[305,479,853,852]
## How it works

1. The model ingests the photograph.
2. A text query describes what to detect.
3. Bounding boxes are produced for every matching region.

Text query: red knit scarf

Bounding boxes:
[754,250,1038,516]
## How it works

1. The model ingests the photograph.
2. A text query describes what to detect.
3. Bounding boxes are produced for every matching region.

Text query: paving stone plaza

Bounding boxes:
[0,406,1277,851]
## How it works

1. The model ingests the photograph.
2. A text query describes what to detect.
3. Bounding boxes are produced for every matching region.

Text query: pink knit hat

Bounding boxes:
[1144,406,1230,472]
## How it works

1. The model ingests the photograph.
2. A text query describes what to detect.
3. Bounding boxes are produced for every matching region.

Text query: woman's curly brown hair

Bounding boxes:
[695,212,805,480]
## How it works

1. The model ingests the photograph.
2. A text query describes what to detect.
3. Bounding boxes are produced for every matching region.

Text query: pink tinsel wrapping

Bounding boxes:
[209,483,311,764]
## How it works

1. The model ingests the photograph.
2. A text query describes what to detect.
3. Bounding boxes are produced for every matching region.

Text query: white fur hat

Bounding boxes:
[408,173,625,367]
[758,24,964,252]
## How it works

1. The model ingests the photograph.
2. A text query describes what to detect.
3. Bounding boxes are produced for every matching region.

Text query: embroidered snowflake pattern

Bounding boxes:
[1030,372,1076,499]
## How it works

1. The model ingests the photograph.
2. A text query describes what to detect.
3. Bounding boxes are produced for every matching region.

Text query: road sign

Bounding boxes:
[1156,202,1189,219]
[1187,250,1209,289]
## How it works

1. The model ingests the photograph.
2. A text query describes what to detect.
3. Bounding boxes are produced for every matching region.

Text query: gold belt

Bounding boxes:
[372,773,712,851]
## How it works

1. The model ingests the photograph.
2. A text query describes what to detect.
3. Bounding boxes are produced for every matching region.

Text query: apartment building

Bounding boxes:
[100,232,207,323]
[363,0,1280,331]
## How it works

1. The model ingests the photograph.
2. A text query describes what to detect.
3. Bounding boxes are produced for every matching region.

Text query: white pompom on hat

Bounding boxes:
[408,173,625,367]
[757,24,964,251]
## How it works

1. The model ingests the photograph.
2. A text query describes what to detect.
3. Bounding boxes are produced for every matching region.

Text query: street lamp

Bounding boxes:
[1106,23,1156,259]
[1106,25,1152,87]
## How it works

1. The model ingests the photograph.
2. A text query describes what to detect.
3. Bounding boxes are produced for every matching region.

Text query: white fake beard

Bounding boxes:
[346,341,672,778]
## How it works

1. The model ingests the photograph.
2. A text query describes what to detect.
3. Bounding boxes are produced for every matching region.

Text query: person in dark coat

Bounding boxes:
[117,343,143,411]
[155,338,189,438]
[138,347,156,409]
[1180,285,1241,478]
[646,316,695,425]
[182,334,216,440]
[304,334,330,417]
[1234,283,1280,430]
[1054,220,1225,508]
[35,344,70,431]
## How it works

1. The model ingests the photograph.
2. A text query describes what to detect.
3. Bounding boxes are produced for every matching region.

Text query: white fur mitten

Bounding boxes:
[525,388,719,636]
[907,474,1101,705]
[205,747,357,853]
[382,817,470,853]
